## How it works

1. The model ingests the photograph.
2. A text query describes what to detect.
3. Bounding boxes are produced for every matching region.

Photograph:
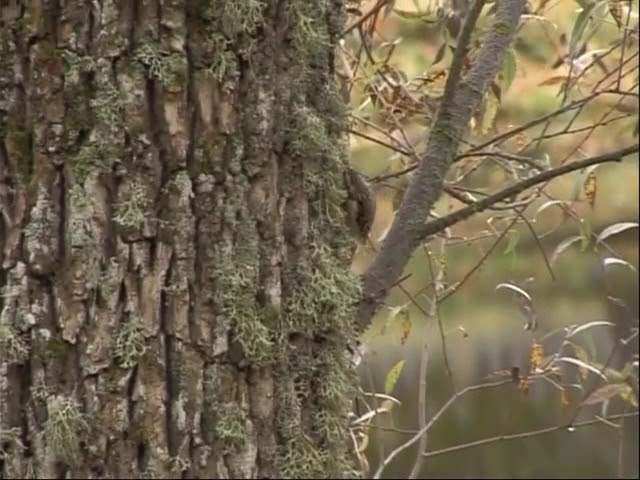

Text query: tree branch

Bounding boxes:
[422,411,639,460]
[358,0,526,330]
[419,144,639,240]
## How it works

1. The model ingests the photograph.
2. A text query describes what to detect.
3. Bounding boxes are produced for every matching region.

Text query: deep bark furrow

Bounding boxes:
[1,1,357,478]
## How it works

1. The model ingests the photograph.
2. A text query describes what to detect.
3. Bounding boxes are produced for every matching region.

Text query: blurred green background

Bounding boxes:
[349,1,639,478]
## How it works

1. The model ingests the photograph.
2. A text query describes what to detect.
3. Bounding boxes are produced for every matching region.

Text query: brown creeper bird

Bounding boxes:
[344,168,376,243]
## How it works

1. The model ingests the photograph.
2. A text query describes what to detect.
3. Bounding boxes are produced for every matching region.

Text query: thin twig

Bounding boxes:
[421,412,639,459]
[425,242,455,391]
[438,214,519,303]
[342,0,394,37]
[408,327,429,479]
[350,129,411,155]
[373,380,511,479]
[617,409,626,479]
[419,144,639,241]
[516,205,556,281]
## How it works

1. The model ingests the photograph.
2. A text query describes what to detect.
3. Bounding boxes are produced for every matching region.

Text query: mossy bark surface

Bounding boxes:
[0,1,358,478]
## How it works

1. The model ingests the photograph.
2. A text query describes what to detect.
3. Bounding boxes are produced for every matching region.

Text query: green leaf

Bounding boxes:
[503,230,519,255]
[620,384,638,407]
[578,219,592,251]
[501,47,517,94]
[384,360,406,395]
[569,1,597,57]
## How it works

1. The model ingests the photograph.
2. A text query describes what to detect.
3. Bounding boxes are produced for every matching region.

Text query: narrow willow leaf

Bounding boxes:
[567,321,615,338]
[556,356,608,381]
[569,2,597,56]
[597,222,639,243]
[602,257,636,272]
[384,360,406,395]
[551,235,582,264]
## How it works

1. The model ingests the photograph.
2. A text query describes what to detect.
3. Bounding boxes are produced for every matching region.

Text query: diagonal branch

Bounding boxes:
[422,411,639,460]
[418,144,639,240]
[358,0,527,330]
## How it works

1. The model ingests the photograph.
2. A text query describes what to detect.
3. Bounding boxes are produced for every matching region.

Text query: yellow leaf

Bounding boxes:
[384,360,405,395]
[400,314,411,345]
[419,67,447,97]
[620,384,638,407]
[481,93,499,135]
[380,304,408,336]
[529,342,545,371]
[583,171,597,208]
[571,343,591,381]
[379,398,396,413]
[515,131,529,151]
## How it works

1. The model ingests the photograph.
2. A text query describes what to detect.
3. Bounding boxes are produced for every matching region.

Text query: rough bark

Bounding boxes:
[0,1,358,478]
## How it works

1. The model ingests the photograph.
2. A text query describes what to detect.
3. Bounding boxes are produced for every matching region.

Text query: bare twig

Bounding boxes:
[466,89,620,154]
[418,144,639,241]
[350,128,411,155]
[516,206,556,281]
[421,411,639,459]
[342,0,394,37]
[373,380,512,479]
[425,242,455,390]
[617,409,626,478]
[407,238,451,478]
[408,328,429,479]
[438,214,520,303]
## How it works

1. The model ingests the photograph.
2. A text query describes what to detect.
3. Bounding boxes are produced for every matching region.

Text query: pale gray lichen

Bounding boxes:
[113,316,147,369]
[113,180,150,230]
[43,395,90,466]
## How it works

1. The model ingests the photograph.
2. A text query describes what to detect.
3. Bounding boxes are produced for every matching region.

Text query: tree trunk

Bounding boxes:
[0,1,359,478]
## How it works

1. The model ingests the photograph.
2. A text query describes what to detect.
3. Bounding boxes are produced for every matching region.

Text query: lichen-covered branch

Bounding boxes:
[358,0,526,330]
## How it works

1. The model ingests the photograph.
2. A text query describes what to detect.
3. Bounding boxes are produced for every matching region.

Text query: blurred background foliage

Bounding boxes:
[345,0,639,477]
